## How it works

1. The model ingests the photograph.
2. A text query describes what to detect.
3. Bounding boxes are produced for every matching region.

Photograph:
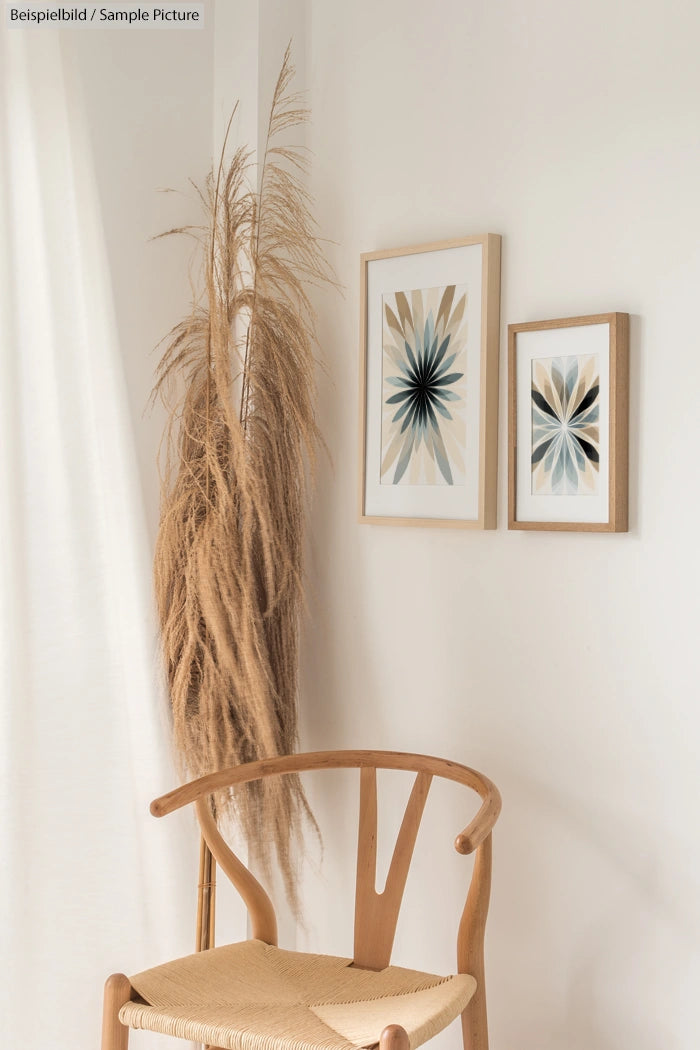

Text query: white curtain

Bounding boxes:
[0,24,194,1050]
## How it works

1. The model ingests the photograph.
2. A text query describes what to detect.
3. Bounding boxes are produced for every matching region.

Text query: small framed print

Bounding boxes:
[358,234,501,528]
[508,313,629,532]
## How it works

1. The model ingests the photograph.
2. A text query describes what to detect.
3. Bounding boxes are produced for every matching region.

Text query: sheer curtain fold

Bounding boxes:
[1,24,191,1050]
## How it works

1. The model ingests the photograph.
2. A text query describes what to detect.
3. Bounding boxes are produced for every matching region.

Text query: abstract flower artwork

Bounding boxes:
[509,313,628,531]
[381,284,468,486]
[360,235,501,527]
[531,354,600,495]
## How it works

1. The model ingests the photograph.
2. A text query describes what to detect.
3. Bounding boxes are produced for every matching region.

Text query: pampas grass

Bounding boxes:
[152,48,332,910]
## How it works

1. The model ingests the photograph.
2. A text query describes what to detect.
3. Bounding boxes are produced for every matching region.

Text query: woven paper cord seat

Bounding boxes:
[120,939,476,1050]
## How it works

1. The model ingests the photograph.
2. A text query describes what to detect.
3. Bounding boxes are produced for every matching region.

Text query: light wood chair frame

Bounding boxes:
[101,750,501,1050]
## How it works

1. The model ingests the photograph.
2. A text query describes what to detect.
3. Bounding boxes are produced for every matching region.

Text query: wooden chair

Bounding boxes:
[101,750,501,1050]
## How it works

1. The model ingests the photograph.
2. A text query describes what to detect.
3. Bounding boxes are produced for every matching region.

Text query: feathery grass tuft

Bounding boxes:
[152,48,333,911]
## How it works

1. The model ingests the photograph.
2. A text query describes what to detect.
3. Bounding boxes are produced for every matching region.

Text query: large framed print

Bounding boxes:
[508,313,629,532]
[358,235,501,528]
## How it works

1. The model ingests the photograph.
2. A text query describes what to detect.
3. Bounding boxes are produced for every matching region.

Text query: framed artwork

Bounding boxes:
[508,313,629,532]
[358,234,501,528]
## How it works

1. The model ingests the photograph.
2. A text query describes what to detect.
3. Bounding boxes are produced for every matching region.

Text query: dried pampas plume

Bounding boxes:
[152,48,332,910]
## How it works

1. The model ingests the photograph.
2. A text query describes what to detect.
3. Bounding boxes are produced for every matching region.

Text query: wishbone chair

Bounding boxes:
[101,750,501,1050]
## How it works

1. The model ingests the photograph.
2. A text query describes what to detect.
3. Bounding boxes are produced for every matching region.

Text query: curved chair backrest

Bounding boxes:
[151,750,501,975]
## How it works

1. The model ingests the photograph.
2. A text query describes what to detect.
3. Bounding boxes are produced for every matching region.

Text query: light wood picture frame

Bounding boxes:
[359,234,501,528]
[508,313,629,532]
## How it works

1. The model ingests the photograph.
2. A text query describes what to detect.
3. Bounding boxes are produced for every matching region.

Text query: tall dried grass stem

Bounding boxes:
[153,48,333,910]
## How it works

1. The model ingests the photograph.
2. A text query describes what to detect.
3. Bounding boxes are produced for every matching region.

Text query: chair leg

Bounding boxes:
[101,973,132,1050]
[380,1025,410,1050]
[461,970,488,1050]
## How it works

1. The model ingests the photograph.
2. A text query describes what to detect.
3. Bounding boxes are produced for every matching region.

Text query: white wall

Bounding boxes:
[296,2,700,1049]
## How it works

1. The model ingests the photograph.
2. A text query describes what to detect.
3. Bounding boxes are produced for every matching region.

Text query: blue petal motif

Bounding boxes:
[565,359,578,402]
[531,359,600,494]
[384,295,465,486]
[392,398,413,423]
[429,395,453,421]
[433,372,464,387]
[425,336,452,382]
[393,432,415,483]
[404,339,419,375]
[430,427,453,485]
[386,390,413,404]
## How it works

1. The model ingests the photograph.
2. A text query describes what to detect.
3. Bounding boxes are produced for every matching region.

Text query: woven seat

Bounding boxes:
[121,939,475,1050]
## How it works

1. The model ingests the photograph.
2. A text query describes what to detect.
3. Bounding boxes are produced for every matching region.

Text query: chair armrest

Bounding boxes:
[454,789,501,854]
